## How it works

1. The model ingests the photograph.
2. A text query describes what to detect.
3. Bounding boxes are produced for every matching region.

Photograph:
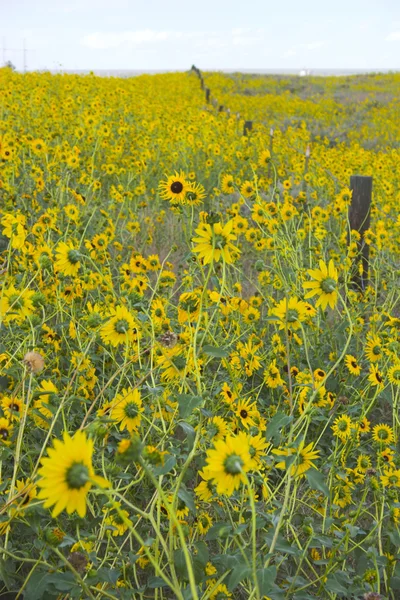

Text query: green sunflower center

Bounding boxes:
[115,319,130,334]
[8,294,23,309]
[286,309,299,322]
[320,277,336,293]
[224,454,244,475]
[124,402,138,419]
[214,234,227,249]
[67,249,80,265]
[66,463,90,489]
[377,429,389,440]
[337,420,349,432]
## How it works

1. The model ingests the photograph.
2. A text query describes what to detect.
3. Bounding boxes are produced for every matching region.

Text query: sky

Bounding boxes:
[2,0,400,72]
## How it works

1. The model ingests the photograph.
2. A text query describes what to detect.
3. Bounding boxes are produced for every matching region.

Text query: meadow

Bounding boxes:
[0,65,399,599]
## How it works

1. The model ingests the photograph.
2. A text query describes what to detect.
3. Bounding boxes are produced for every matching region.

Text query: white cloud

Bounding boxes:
[385,31,400,41]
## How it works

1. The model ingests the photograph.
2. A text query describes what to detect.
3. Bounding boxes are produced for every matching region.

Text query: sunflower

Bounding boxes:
[37,430,108,518]
[365,335,382,363]
[33,380,58,428]
[186,182,206,206]
[205,432,253,496]
[1,396,24,422]
[248,433,269,467]
[177,292,200,324]
[380,469,400,488]
[100,305,141,347]
[234,398,258,430]
[264,359,284,388]
[303,259,338,310]
[271,297,308,331]
[357,417,371,434]
[331,415,352,442]
[372,424,395,445]
[272,441,320,477]
[104,502,132,536]
[207,416,229,441]
[0,285,35,325]
[196,512,213,535]
[0,418,13,445]
[356,455,372,473]
[192,220,239,265]
[388,364,400,385]
[159,171,189,205]
[12,478,37,512]
[54,241,81,277]
[345,354,362,376]
[258,149,271,167]
[221,174,235,194]
[194,469,214,501]
[368,364,384,389]
[111,388,143,433]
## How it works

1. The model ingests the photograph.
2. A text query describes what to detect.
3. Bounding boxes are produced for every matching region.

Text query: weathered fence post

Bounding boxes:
[348,175,372,290]
[205,88,210,103]
[243,120,253,136]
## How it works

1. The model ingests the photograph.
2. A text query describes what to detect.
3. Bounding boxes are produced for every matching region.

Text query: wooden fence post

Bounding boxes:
[243,120,253,136]
[205,88,210,103]
[348,175,372,290]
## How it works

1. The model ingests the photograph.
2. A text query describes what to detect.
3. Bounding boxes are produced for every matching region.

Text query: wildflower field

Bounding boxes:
[0,66,400,600]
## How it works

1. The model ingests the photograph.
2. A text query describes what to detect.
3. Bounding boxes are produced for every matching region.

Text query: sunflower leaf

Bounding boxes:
[305,468,329,496]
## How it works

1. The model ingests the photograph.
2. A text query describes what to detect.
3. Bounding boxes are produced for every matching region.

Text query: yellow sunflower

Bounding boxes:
[54,241,81,277]
[159,171,189,205]
[110,388,143,433]
[205,432,253,496]
[303,259,338,310]
[192,220,239,265]
[37,430,108,518]
[271,296,308,331]
[100,305,141,347]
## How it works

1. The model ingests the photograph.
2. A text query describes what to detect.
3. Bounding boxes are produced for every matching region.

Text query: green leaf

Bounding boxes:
[23,571,55,600]
[305,468,329,496]
[202,345,229,358]
[178,485,196,513]
[325,571,351,595]
[46,572,78,591]
[227,563,251,591]
[266,412,293,444]
[205,522,233,540]
[147,576,169,588]
[176,394,203,418]
[153,455,176,476]
[178,421,196,452]
[256,566,277,596]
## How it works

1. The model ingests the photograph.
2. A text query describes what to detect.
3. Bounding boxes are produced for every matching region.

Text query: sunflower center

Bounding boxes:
[224,454,244,475]
[320,277,336,293]
[377,429,389,440]
[338,420,349,432]
[67,249,80,264]
[0,428,9,440]
[10,403,20,412]
[286,309,299,323]
[372,345,381,356]
[389,475,399,485]
[66,463,90,489]
[124,402,138,419]
[213,234,227,249]
[240,409,248,419]
[115,319,130,334]
[171,181,183,194]
[8,294,23,309]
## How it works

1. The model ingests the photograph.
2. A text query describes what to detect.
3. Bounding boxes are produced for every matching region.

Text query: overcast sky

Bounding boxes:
[2,0,400,72]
